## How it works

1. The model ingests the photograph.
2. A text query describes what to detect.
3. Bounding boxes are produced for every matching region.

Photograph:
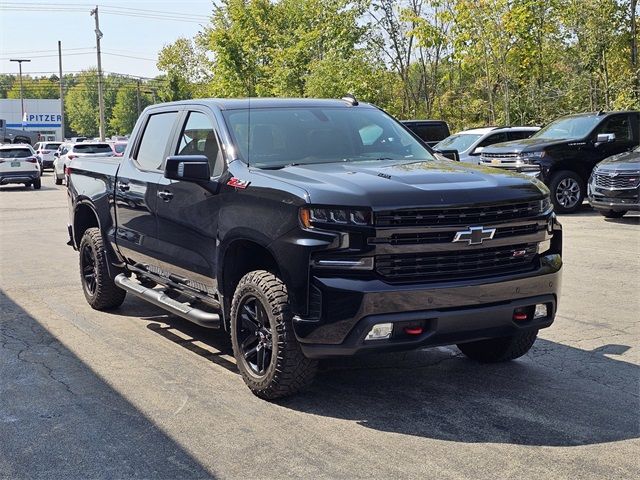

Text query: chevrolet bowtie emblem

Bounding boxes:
[453,226,496,245]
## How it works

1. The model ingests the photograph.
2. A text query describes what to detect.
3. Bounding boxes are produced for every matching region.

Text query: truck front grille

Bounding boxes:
[376,243,538,282]
[375,201,542,227]
[594,172,640,190]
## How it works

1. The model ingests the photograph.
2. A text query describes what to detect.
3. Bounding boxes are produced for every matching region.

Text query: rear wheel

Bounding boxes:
[230,270,317,399]
[597,209,627,219]
[457,330,538,363]
[79,227,126,310]
[33,178,41,189]
[549,170,585,213]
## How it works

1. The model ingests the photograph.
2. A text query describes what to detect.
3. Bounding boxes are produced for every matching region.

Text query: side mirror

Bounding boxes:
[164,155,210,182]
[470,146,484,156]
[596,133,615,144]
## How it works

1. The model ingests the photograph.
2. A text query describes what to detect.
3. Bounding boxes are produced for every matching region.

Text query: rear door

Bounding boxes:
[114,109,180,270]
[155,108,226,291]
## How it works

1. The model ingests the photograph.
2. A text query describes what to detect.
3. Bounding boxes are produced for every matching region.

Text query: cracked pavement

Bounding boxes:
[0,179,638,479]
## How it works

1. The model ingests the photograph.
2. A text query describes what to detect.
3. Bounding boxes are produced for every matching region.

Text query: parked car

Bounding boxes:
[434,126,540,163]
[402,119,450,147]
[34,141,62,171]
[0,144,41,189]
[588,146,640,218]
[479,111,640,213]
[66,97,562,400]
[53,142,114,185]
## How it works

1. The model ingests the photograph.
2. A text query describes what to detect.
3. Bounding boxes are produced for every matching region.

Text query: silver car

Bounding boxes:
[53,142,114,185]
[434,126,540,163]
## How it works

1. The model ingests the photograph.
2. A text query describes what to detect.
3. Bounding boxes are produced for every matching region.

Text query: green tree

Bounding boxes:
[109,85,150,135]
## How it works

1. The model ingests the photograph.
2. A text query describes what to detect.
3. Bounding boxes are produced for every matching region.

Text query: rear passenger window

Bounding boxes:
[135,112,178,171]
[478,132,508,147]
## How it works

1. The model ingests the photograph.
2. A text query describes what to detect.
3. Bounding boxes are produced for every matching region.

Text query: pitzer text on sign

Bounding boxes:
[25,114,63,123]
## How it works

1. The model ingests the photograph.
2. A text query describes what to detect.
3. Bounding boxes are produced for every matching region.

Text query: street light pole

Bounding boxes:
[9,58,31,130]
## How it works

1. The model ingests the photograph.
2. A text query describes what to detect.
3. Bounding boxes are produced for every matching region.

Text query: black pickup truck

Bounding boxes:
[67,98,562,399]
[479,111,640,213]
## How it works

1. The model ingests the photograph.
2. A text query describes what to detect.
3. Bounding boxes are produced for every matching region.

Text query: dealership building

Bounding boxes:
[0,99,63,141]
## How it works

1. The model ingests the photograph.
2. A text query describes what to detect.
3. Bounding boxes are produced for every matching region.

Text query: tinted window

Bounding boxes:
[478,132,509,148]
[534,116,601,140]
[135,112,178,170]
[73,144,113,154]
[598,115,632,142]
[407,123,449,142]
[224,107,433,169]
[508,130,536,141]
[176,111,223,176]
[0,148,32,158]
[44,143,61,150]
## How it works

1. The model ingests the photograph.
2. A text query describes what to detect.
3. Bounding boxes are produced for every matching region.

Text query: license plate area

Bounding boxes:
[11,161,21,167]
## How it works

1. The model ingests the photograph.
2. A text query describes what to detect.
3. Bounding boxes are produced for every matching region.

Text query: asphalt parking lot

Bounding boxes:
[0,175,638,479]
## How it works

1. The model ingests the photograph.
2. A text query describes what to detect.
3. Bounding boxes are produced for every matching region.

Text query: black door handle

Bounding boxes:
[158,190,174,202]
[117,182,130,192]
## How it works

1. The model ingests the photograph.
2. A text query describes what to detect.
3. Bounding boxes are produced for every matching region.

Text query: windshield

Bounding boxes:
[73,144,113,154]
[0,148,32,158]
[533,116,601,140]
[222,107,434,169]
[434,133,482,152]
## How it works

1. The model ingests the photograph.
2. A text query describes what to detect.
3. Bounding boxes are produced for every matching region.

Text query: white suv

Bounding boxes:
[434,126,540,163]
[34,141,62,171]
[0,144,41,189]
[53,142,114,185]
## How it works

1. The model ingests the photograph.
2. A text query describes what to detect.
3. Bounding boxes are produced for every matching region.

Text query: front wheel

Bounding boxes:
[457,330,538,363]
[597,209,627,219]
[79,227,126,310]
[230,270,317,399]
[549,170,585,213]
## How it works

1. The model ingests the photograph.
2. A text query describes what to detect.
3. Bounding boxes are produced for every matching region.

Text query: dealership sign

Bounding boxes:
[25,113,62,123]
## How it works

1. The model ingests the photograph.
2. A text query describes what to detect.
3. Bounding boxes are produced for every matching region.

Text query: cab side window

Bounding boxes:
[598,115,631,143]
[135,111,178,171]
[478,132,508,148]
[176,111,224,177]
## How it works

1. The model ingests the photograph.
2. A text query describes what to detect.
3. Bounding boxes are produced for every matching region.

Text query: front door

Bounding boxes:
[155,109,226,293]
[114,110,180,270]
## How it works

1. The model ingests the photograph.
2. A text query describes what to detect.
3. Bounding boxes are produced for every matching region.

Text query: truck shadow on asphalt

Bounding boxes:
[129,294,639,448]
[0,289,214,479]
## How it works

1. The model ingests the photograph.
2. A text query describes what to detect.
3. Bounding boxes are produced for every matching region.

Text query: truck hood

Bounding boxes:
[596,150,640,172]
[255,159,546,209]
[481,137,572,154]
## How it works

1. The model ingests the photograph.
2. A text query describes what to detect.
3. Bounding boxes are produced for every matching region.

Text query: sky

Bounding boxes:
[0,0,215,80]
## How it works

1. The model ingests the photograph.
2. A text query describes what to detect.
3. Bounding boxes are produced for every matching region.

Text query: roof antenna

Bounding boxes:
[341,93,358,106]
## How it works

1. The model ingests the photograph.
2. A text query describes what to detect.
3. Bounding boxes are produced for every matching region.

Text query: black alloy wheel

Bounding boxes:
[81,242,98,296]
[236,295,273,376]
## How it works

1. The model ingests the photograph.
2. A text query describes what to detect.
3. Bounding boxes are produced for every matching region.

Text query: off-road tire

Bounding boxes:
[549,170,585,213]
[597,209,627,219]
[230,270,317,399]
[33,178,41,189]
[79,227,126,310]
[457,330,538,363]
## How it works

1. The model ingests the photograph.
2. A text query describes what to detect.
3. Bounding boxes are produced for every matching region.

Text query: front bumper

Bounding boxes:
[588,184,640,212]
[295,255,562,359]
[0,170,40,185]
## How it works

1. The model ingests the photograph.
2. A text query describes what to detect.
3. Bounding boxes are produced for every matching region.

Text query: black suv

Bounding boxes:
[66,98,562,399]
[479,111,640,213]
[402,119,450,147]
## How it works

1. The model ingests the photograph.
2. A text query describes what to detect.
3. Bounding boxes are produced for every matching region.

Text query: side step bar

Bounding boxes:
[114,274,221,329]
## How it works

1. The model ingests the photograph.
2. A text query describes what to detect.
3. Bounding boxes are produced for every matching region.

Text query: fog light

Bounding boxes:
[365,323,393,341]
[534,304,548,319]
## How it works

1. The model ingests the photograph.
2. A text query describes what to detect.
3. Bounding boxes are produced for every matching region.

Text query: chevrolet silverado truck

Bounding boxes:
[479,111,640,213]
[66,98,562,399]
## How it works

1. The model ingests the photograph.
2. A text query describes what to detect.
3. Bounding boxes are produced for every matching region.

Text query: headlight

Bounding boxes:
[300,207,372,228]
[539,196,552,213]
[519,151,546,160]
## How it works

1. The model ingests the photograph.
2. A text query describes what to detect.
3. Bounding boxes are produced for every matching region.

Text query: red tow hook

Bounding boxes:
[513,311,529,321]
[404,326,423,335]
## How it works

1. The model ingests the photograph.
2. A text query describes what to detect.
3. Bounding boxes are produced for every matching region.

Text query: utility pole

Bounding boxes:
[90,6,105,141]
[58,41,65,141]
[9,58,31,130]
[136,78,142,117]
